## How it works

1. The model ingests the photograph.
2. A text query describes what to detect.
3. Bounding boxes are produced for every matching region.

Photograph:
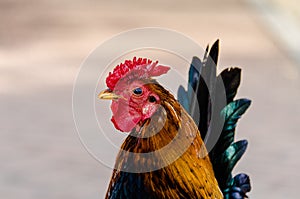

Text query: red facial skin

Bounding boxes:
[110,80,160,132]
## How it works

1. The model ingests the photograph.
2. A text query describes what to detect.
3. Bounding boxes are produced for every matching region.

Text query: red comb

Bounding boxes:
[106,57,170,90]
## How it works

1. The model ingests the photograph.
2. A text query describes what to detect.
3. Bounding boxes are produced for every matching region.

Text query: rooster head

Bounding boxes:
[98,57,170,132]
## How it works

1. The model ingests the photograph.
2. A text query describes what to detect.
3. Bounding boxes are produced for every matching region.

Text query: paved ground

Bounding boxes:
[0,0,299,198]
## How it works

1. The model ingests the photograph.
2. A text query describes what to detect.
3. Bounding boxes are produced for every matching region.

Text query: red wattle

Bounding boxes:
[110,100,141,132]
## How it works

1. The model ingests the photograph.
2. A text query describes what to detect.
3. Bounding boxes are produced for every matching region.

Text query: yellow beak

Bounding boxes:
[98,89,121,100]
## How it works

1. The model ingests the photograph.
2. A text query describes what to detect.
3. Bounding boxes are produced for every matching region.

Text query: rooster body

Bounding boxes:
[105,81,222,198]
[99,41,251,198]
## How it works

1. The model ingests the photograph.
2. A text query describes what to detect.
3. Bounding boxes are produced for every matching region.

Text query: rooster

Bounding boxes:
[98,40,251,198]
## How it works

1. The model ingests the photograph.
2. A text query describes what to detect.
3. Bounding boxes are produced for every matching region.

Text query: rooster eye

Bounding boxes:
[133,87,143,95]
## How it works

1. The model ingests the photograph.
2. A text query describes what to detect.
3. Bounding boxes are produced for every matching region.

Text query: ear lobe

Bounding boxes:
[142,103,160,120]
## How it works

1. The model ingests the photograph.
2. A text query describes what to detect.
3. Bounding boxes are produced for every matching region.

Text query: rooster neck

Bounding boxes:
[123,85,183,153]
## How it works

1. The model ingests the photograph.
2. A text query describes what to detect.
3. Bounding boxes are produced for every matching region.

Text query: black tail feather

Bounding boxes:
[177,40,252,198]
[219,68,241,103]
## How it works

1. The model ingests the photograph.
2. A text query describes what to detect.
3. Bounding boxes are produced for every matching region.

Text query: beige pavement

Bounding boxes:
[0,0,299,198]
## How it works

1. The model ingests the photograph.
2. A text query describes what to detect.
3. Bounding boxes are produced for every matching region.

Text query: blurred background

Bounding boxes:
[1,0,299,198]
